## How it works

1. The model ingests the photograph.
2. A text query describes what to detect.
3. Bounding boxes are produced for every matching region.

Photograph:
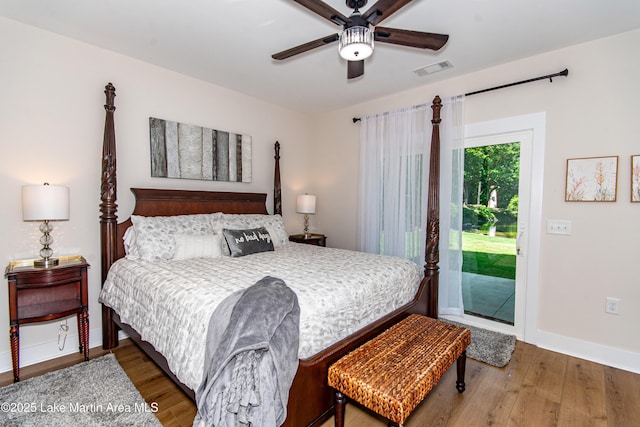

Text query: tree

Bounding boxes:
[464,142,521,208]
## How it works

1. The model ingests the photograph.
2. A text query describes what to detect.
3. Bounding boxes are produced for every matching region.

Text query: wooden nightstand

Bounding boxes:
[5,256,90,382]
[289,233,327,247]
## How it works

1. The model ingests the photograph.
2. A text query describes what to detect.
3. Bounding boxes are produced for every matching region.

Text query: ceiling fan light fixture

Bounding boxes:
[339,26,373,61]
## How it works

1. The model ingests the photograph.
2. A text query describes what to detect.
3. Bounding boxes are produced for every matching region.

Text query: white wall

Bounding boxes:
[2,15,638,375]
[312,30,640,372]
[0,17,313,371]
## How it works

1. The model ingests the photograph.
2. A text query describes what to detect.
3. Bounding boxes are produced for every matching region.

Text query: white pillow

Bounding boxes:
[173,234,223,260]
[123,226,140,260]
[131,213,222,261]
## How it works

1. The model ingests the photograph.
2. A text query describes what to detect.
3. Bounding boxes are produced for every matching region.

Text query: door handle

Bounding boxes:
[516,231,524,255]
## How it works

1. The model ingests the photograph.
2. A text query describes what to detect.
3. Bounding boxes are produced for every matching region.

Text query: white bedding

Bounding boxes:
[99,242,422,390]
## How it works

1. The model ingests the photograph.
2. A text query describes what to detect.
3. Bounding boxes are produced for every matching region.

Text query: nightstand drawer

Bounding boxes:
[13,268,83,288]
[17,281,83,322]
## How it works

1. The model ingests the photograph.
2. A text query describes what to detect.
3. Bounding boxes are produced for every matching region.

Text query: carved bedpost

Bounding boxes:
[424,95,442,319]
[274,141,282,216]
[101,83,119,349]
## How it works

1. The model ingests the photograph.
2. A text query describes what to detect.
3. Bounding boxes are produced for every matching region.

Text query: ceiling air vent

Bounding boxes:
[413,60,453,77]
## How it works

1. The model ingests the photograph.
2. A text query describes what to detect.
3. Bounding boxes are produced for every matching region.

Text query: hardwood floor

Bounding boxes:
[1,339,638,426]
[0,340,196,427]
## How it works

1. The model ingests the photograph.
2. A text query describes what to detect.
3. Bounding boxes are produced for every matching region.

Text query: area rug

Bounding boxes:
[442,319,516,367]
[0,354,161,426]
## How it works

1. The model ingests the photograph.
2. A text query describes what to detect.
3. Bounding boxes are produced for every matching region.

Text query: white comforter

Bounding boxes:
[99,243,421,390]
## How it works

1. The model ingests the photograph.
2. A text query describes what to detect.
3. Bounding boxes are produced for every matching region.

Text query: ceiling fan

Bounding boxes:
[272,0,449,79]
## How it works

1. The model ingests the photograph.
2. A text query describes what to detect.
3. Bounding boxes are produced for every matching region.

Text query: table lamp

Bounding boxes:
[296,194,316,239]
[22,183,70,267]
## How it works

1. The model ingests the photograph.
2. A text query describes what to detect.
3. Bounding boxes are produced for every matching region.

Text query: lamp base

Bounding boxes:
[34,258,59,268]
[303,214,310,239]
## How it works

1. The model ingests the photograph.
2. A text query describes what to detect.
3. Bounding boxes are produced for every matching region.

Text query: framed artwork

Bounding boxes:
[149,117,252,183]
[565,156,618,202]
[632,155,640,203]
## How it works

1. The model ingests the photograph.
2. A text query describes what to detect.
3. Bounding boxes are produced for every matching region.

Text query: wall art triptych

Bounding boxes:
[149,117,252,183]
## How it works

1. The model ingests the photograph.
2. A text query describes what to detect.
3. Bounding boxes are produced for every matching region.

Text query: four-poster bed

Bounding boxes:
[99,83,443,427]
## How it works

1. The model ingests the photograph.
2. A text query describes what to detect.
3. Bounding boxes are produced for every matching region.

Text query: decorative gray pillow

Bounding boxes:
[223,227,275,257]
[217,214,289,248]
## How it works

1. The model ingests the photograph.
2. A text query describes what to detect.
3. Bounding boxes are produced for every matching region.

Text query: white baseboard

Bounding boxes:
[0,328,129,374]
[437,316,639,375]
[536,330,640,374]
[2,327,637,376]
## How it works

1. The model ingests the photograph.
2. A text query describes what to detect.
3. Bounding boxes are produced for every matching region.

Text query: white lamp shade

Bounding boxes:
[22,184,70,221]
[296,194,316,214]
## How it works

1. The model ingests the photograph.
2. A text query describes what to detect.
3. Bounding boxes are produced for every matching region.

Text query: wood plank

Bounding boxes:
[149,117,167,177]
[216,130,229,180]
[604,365,640,426]
[3,339,640,427]
[448,340,536,426]
[557,356,607,426]
[165,120,180,178]
[425,358,490,426]
[178,122,203,179]
[506,346,566,426]
[165,399,198,426]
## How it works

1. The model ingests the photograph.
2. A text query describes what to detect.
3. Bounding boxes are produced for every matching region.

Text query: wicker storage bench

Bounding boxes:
[328,314,471,427]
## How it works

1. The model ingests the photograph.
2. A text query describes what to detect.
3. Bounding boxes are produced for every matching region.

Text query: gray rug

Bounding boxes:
[0,354,161,426]
[443,319,516,367]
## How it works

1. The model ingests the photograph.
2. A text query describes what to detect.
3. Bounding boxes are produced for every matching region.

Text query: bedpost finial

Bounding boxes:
[104,83,116,112]
[431,95,442,124]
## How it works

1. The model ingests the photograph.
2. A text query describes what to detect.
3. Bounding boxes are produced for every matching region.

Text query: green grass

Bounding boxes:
[462,231,516,279]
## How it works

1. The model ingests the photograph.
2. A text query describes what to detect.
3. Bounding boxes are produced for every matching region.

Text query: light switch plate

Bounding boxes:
[546,219,572,235]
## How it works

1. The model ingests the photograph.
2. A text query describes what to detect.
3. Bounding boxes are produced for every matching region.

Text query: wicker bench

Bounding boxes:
[328,314,471,427]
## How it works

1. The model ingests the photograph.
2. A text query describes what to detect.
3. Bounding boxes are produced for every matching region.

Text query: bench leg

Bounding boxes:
[335,391,346,427]
[456,350,467,393]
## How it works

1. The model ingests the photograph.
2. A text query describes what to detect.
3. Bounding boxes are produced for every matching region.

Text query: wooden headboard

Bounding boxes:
[110,188,269,261]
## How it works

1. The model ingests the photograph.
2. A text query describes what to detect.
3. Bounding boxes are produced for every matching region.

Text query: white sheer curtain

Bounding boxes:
[357,104,431,265]
[356,96,466,316]
[438,95,465,316]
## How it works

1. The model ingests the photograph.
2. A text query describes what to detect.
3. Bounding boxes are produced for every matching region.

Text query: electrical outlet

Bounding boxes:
[546,219,572,235]
[605,297,621,315]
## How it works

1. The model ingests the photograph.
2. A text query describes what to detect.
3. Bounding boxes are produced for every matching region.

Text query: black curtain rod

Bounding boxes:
[464,68,568,96]
[352,68,569,123]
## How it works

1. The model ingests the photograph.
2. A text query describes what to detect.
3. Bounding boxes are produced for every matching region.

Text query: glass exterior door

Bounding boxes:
[461,127,534,335]
[461,140,521,325]
[460,113,545,342]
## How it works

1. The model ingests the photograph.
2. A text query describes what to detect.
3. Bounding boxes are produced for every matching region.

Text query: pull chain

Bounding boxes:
[58,319,69,351]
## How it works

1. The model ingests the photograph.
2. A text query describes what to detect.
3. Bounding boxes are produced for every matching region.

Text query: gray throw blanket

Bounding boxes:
[193,276,300,427]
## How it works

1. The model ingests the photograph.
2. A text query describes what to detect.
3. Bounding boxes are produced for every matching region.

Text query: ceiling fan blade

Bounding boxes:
[294,0,350,26]
[347,60,364,79]
[362,0,413,25]
[374,27,449,50]
[272,33,340,60]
